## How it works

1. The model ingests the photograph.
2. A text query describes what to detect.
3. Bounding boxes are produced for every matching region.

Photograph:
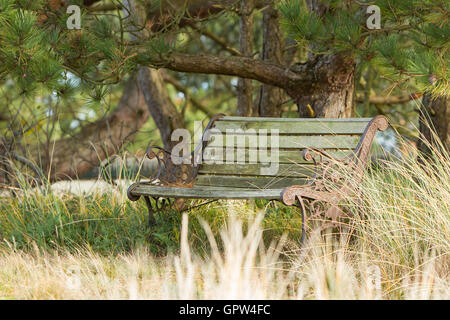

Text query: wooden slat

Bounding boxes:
[198,163,316,177]
[219,116,373,122]
[206,134,361,149]
[214,119,370,134]
[202,148,354,164]
[130,184,282,200]
[195,175,309,189]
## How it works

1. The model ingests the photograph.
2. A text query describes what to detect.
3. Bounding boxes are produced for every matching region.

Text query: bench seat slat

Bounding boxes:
[219,116,373,122]
[202,148,354,164]
[214,120,370,134]
[130,184,282,199]
[195,175,309,189]
[206,134,361,149]
[198,163,316,177]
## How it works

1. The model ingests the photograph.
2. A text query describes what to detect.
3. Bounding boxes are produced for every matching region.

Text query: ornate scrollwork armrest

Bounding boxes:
[141,113,226,187]
[302,147,353,165]
[302,147,355,182]
[144,145,171,184]
[144,145,197,187]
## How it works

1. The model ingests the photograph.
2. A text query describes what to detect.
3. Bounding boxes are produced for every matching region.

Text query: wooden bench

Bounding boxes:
[128,114,388,239]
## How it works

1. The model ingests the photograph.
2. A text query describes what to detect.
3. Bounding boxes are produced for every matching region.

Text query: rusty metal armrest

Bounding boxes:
[127,114,225,201]
[281,148,348,245]
[281,116,389,232]
[302,147,355,180]
[281,147,352,206]
[282,115,389,205]
[280,147,361,242]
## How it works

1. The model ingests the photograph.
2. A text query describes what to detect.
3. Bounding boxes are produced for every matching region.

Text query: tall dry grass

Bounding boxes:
[0,210,447,299]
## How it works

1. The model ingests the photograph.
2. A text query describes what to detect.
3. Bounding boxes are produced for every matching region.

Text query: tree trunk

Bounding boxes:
[237,0,254,116]
[288,53,355,118]
[257,0,285,117]
[418,94,449,158]
[288,0,354,118]
[137,67,185,149]
[47,73,149,180]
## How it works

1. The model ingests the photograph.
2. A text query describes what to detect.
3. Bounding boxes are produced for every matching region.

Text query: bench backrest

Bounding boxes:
[195,116,381,189]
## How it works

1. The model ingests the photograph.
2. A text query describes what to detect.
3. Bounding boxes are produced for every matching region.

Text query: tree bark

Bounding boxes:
[288,53,355,118]
[418,94,449,158]
[137,67,185,149]
[289,0,355,118]
[257,0,285,117]
[237,0,255,116]
[47,74,149,180]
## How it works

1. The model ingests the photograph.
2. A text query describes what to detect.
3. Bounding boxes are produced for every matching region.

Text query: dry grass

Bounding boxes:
[0,212,447,299]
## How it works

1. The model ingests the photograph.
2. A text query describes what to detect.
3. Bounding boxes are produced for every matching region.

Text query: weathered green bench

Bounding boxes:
[128,114,388,239]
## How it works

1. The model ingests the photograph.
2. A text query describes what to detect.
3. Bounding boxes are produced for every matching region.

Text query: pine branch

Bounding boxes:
[189,24,242,56]
[88,3,123,12]
[161,72,213,116]
[147,51,357,108]
[154,53,296,89]
[42,74,150,181]
[356,92,423,105]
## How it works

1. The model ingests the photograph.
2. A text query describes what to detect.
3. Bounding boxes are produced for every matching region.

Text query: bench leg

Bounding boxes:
[293,196,342,247]
[294,196,307,247]
[144,196,156,228]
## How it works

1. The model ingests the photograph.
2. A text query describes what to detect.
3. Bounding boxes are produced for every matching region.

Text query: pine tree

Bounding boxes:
[0,0,448,179]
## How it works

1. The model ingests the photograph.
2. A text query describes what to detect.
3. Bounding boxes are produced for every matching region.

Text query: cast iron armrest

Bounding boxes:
[141,113,226,187]
[303,147,354,163]
[302,147,356,183]
[281,148,354,206]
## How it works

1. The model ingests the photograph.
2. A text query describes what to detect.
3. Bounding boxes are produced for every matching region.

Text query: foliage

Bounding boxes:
[279,0,449,96]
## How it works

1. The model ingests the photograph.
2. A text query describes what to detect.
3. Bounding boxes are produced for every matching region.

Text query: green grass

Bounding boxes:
[0,189,304,256]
